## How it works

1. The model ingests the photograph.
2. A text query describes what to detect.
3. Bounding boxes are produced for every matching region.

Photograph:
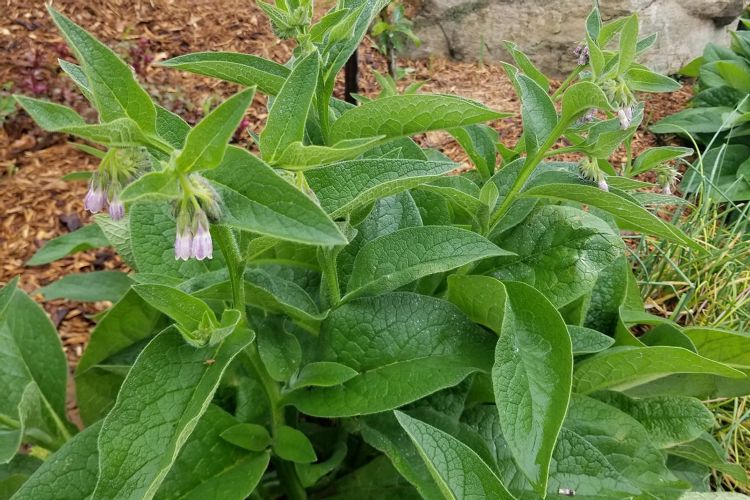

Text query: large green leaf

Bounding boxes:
[160,52,289,95]
[521,183,704,252]
[491,205,623,307]
[12,422,102,500]
[260,52,319,162]
[517,74,557,157]
[174,87,255,173]
[394,411,514,499]
[26,224,108,266]
[283,293,495,417]
[0,281,69,463]
[92,326,254,499]
[574,346,744,394]
[155,406,269,499]
[446,275,506,334]
[330,95,509,143]
[594,392,714,449]
[345,226,511,301]
[36,271,132,302]
[684,327,750,368]
[275,137,385,170]
[305,158,456,218]
[564,394,688,496]
[48,6,156,131]
[204,147,346,246]
[617,15,639,74]
[492,280,572,494]
[0,454,41,498]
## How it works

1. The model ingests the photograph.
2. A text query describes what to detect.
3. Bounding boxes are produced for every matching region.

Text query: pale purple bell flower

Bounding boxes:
[84,185,107,213]
[108,194,125,220]
[191,222,213,261]
[662,184,672,196]
[617,107,632,129]
[175,229,192,261]
[598,178,609,192]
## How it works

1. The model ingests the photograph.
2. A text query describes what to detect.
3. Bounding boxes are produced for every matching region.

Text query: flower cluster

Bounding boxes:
[83,147,149,220]
[655,164,680,195]
[174,174,221,261]
[579,156,608,192]
[574,44,590,66]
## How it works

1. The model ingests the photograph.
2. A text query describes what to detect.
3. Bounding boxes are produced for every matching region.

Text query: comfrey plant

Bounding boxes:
[4,2,750,498]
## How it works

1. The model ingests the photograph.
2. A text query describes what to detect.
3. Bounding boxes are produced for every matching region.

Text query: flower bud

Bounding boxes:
[108,194,125,221]
[598,178,609,192]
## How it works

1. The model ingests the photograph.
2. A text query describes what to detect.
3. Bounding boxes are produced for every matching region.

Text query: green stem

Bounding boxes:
[551,66,582,101]
[215,225,307,499]
[487,122,567,232]
[319,248,341,306]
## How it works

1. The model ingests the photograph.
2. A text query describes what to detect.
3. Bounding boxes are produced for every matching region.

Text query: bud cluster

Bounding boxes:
[654,164,680,195]
[579,156,609,192]
[83,147,150,220]
[600,79,637,130]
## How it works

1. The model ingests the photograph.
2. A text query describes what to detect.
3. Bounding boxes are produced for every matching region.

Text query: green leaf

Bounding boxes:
[651,107,733,135]
[155,406,270,499]
[160,52,289,95]
[260,52,319,162]
[291,362,358,389]
[564,394,688,496]
[567,325,615,354]
[493,280,572,494]
[283,293,495,417]
[273,426,317,464]
[36,271,132,302]
[684,327,750,368]
[594,392,714,448]
[517,74,557,157]
[617,15,639,75]
[330,94,509,143]
[449,124,497,180]
[632,146,693,175]
[0,454,41,498]
[560,81,612,125]
[13,95,85,129]
[305,158,456,218]
[504,41,549,91]
[491,205,623,307]
[220,423,272,452]
[574,346,744,394]
[132,283,210,325]
[48,6,156,131]
[26,224,108,266]
[274,136,385,169]
[120,171,179,203]
[446,275,507,334]
[344,226,511,301]
[204,147,346,246]
[95,214,135,267]
[329,456,421,499]
[521,183,704,252]
[394,411,514,499]
[669,433,749,484]
[12,422,102,500]
[174,87,255,173]
[92,326,254,499]
[256,319,301,382]
[626,68,681,92]
[0,282,69,462]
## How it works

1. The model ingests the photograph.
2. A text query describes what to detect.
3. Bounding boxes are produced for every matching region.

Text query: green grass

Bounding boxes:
[631,136,750,492]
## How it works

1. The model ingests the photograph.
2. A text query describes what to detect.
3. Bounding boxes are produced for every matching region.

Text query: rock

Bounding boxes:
[409,0,745,76]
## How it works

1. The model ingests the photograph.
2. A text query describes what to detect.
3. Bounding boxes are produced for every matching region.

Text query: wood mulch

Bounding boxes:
[0,0,692,374]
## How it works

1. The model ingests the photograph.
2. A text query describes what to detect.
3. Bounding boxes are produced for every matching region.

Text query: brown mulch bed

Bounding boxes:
[0,0,693,373]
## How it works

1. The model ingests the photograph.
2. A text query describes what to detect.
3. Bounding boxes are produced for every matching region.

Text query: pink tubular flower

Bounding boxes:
[84,185,107,213]
[175,228,192,261]
[191,222,213,261]
[108,194,125,221]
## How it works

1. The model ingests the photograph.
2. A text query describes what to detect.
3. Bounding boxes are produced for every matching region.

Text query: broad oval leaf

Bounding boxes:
[204,147,346,246]
[493,280,572,494]
[92,326,254,500]
[394,411,514,500]
[36,271,132,303]
[305,158,456,218]
[517,74,557,157]
[283,293,496,417]
[560,81,612,125]
[160,52,289,95]
[330,94,509,143]
[345,226,512,301]
[26,224,108,266]
[259,52,319,162]
[174,87,255,173]
[521,183,704,252]
[574,346,744,394]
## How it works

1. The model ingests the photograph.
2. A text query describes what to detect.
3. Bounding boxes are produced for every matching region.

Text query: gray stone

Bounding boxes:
[409,0,745,77]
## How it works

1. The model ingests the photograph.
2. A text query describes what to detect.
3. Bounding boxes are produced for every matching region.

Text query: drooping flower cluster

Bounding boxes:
[579,156,609,192]
[84,147,149,220]
[655,164,680,195]
[574,43,590,66]
[174,174,221,261]
[600,79,638,130]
